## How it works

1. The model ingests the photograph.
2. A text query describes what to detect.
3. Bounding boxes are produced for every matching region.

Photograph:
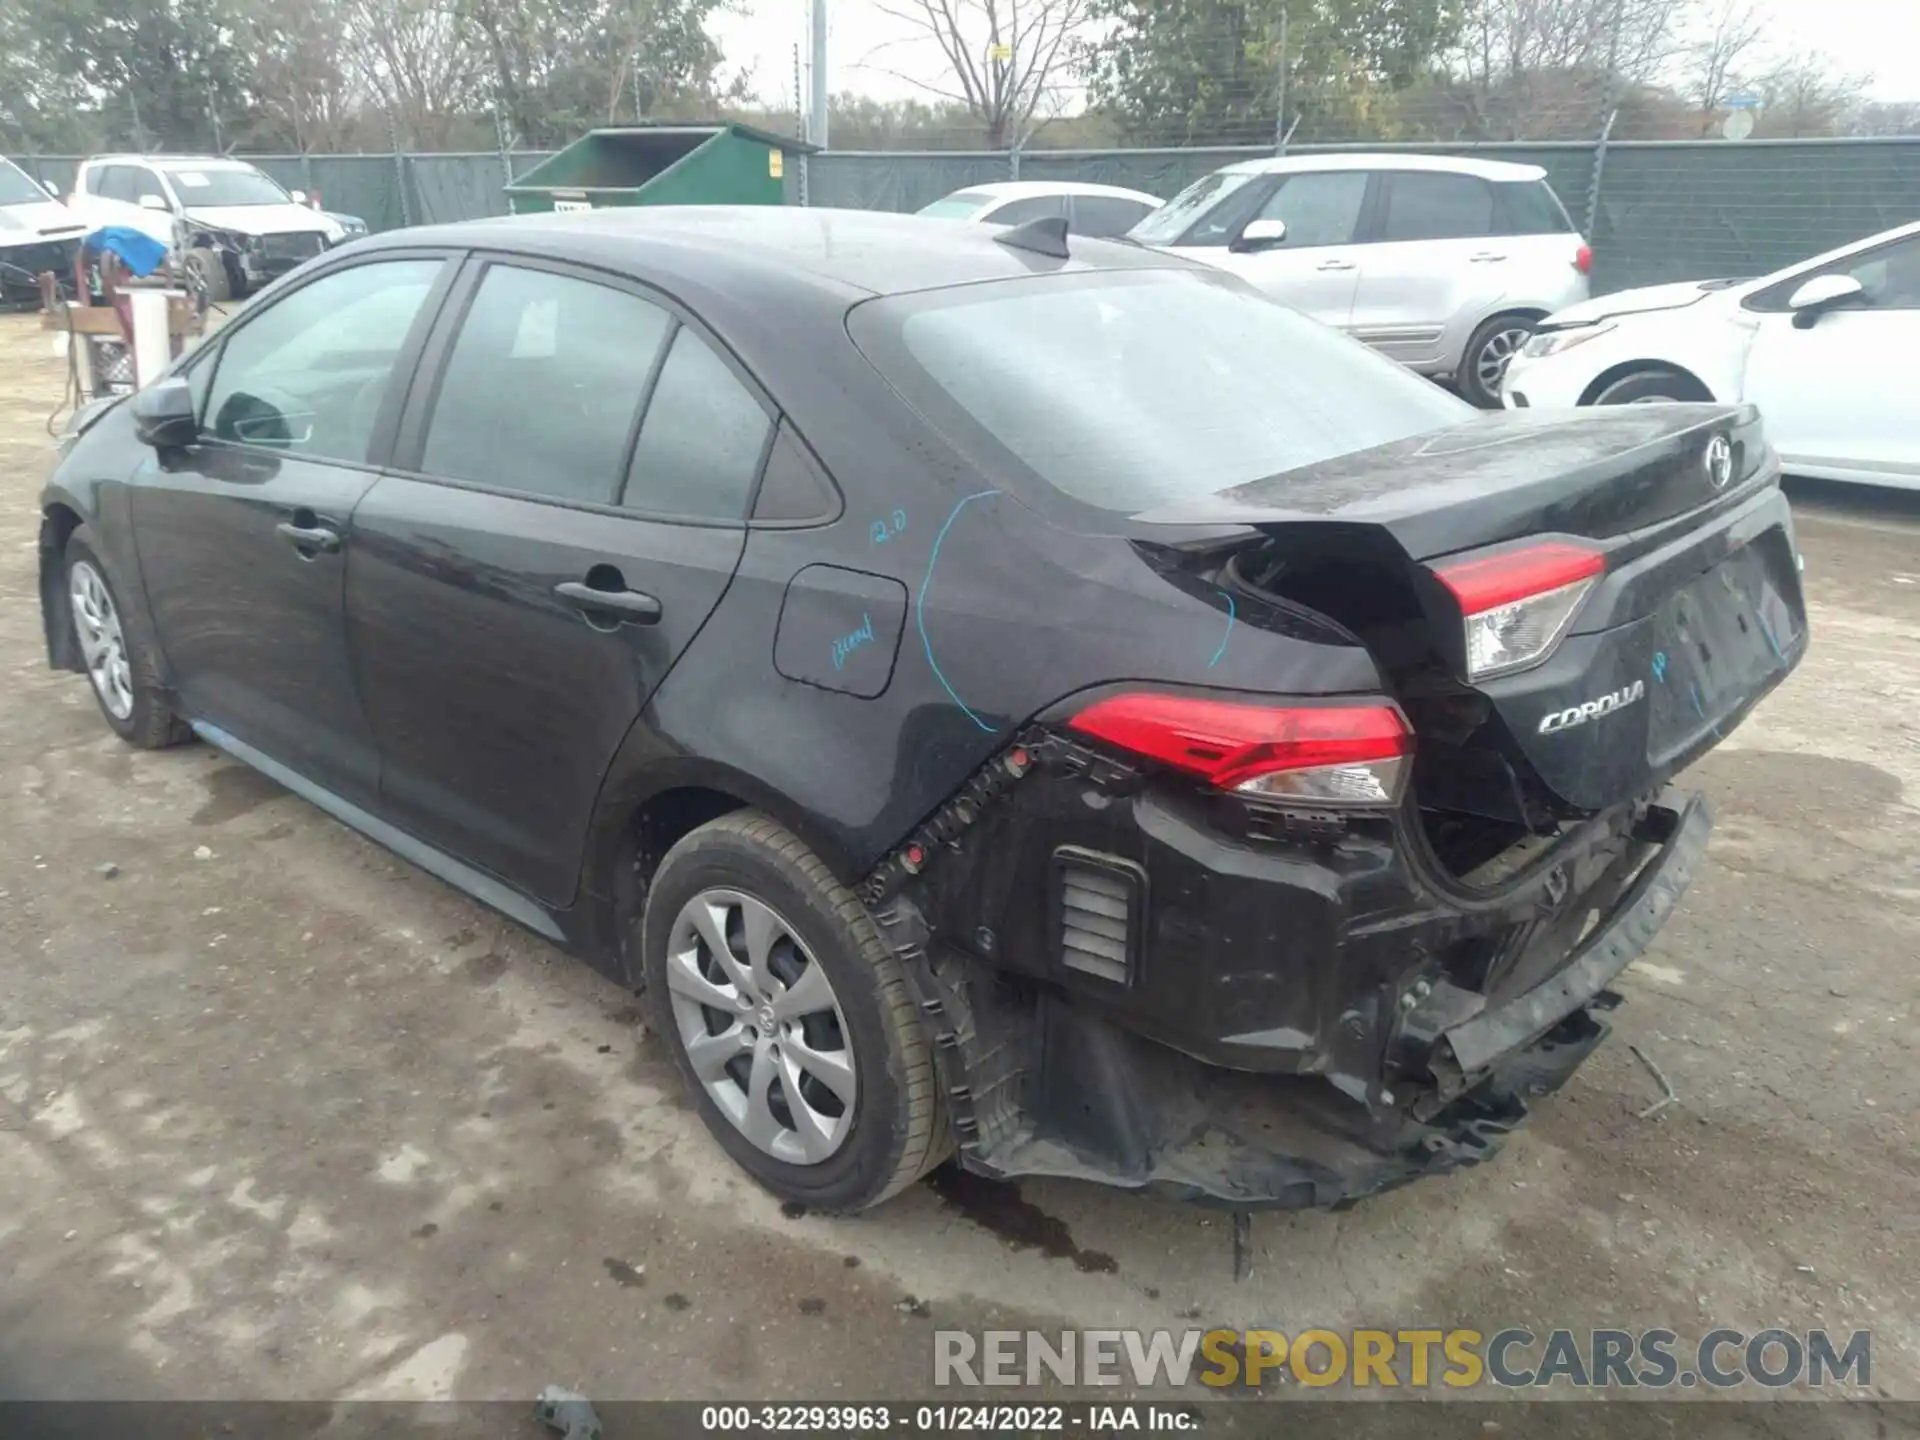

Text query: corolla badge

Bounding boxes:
[1705,434,1734,490]
[1538,680,1647,734]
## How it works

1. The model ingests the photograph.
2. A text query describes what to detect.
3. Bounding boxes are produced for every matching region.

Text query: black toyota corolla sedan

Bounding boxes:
[38,208,1806,1212]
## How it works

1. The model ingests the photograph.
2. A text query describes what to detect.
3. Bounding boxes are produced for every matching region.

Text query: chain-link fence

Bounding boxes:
[17,137,1920,295]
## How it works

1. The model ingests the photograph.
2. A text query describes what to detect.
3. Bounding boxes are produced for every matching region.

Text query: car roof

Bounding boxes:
[948,180,1163,204]
[1217,152,1548,183]
[377,206,1192,300]
[83,154,258,172]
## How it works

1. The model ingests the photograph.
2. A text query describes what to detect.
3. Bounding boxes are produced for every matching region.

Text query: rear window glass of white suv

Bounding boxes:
[850,268,1470,513]
[1494,180,1577,235]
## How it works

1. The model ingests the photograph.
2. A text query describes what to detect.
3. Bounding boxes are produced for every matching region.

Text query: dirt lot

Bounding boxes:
[1,309,1916,1416]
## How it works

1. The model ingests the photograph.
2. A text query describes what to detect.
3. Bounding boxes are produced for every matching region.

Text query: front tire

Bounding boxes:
[642,812,951,1211]
[1591,368,1710,405]
[1458,313,1540,408]
[64,529,191,749]
[184,245,231,304]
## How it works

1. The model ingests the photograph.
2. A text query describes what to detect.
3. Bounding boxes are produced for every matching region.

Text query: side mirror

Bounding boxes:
[1788,273,1864,328]
[1230,217,1288,253]
[290,189,308,205]
[41,179,57,198]
[137,193,171,212]
[132,376,198,449]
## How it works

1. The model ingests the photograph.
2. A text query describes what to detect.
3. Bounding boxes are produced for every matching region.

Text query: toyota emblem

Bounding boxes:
[1705,434,1734,490]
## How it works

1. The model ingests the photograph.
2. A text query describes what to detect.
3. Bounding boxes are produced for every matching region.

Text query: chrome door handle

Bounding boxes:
[1316,260,1357,272]
[554,580,662,625]
[1469,252,1508,263]
[274,521,341,554]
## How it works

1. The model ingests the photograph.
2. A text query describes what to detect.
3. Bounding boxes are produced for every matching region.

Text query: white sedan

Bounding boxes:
[1501,220,1920,490]
[915,181,1163,239]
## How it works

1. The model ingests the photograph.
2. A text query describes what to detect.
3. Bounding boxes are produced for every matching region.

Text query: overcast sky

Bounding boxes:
[710,0,1920,114]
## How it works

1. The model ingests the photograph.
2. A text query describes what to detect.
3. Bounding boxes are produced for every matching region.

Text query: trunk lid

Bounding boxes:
[1134,405,1807,818]
[1131,404,1762,561]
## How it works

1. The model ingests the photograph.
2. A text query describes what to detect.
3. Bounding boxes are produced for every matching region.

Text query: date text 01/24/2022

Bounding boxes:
[698,1403,1197,1432]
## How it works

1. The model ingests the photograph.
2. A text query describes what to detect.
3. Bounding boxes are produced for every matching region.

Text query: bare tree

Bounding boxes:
[245,0,367,150]
[1752,52,1868,137]
[858,0,1095,148]
[1451,0,1692,138]
[344,0,484,147]
[1680,0,1764,132]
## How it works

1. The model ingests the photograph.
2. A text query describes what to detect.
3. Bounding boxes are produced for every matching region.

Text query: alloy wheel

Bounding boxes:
[665,888,858,1165]
[1474,324,1534,395]
[69,560,135,721]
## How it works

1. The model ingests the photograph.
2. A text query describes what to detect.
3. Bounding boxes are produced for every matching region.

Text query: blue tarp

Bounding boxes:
[83,225,168,277]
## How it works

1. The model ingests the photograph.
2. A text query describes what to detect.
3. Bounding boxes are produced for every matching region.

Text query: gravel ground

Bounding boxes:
[0,309,1916,1421]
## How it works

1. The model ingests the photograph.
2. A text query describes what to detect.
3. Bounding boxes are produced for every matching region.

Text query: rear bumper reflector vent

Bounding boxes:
[1052,846,1146,986]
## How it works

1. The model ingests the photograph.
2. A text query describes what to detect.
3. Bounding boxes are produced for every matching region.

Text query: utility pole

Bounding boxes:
[1273,7,1289,153]
[810,0,830,151]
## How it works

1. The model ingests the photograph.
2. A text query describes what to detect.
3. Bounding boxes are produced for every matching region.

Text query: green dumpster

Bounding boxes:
[505,124,816,214]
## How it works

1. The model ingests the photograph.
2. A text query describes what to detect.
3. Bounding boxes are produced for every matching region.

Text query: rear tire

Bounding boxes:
[63,528,191,749]
[1591,368,1711,405]
[1458,313,1540,408]
[641,811,952,1211]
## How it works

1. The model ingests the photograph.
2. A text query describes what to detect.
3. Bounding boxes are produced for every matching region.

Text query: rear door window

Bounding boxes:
[1251,172,1369,247]
[622,327,772,521]
[981,194,1066,225]
[1069,196,1157,238]
[1377,172,1497,242]
[419,264,673,503]
[1494,180,1576,235]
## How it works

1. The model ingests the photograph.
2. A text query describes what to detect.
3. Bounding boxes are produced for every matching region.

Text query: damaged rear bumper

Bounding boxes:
[878,777,1712,1209]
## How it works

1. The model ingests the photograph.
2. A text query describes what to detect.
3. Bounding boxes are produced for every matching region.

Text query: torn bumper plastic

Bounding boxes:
[880,781,1712,1209]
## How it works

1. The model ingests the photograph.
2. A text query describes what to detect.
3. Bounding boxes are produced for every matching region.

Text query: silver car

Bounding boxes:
[1130,154,1592,407]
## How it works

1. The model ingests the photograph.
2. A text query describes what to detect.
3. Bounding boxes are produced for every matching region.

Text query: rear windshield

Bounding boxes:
[1494,179,1576,235]
[917,190,994,220]
[850,268,1469,513]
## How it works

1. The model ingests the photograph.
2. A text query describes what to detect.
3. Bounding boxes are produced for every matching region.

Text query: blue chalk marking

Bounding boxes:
[871,510,910,545]
[870,520,889,545]
[1757,611,1784,663]
[1689,683,1706,719]
[1208,589,1236,669]
[832,612,876,671]
[917,490,1001,733]
[1651,650,1669,683]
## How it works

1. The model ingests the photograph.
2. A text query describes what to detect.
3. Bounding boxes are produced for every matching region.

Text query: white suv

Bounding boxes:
[1129,154,1591,406]
[69,154,345,301]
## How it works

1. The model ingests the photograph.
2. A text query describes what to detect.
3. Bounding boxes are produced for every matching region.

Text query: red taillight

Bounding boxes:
[1574,243,1593,275]
[1433,541,1604,615]
[1432,540,1605,680]
[1067,693,1412,806]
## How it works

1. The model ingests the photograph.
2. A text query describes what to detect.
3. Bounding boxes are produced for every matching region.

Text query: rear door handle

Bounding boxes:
[1316,259,1357,271]
[274,520,341,554]
[1469,252,1508,263]
[555,580,662,625]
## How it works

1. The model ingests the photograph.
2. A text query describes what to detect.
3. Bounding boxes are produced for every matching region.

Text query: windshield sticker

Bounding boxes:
[174,172,211,188]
